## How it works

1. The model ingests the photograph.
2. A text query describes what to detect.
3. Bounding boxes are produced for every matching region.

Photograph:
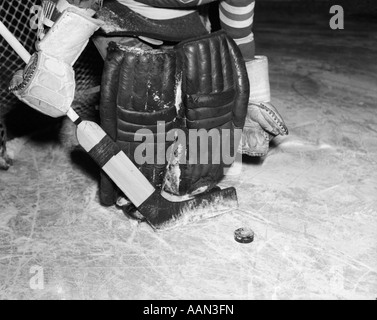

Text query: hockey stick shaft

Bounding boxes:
[0,20,156,207]
[0,20,31,63]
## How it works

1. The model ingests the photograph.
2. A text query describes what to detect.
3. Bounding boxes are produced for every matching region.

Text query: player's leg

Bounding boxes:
[219,0,255,61]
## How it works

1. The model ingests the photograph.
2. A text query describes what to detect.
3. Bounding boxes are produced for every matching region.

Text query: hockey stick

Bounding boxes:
[0,21,31,63]
[0,20,238,230]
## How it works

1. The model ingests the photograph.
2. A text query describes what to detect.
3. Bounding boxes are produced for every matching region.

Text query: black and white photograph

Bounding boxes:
[0,0,376,303]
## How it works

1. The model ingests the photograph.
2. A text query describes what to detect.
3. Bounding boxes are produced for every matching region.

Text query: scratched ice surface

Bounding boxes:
[0,12,376,300]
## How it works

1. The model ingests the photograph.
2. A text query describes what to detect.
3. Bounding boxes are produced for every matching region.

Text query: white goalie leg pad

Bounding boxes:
[36,8,104,66]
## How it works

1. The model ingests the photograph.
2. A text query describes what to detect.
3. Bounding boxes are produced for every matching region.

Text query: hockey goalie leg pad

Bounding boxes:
[162,31,250,196]
[99,42,180,205]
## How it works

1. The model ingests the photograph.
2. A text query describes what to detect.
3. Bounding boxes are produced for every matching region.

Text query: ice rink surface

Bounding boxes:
[0,8,376,300]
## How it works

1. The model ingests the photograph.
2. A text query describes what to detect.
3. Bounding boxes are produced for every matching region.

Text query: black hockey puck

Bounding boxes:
[234,228,254,244]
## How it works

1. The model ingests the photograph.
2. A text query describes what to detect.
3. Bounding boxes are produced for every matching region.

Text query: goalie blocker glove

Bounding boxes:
[9,8,103,118]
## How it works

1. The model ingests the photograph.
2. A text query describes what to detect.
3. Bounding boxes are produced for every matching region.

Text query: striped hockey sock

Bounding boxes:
[219,0,255,60]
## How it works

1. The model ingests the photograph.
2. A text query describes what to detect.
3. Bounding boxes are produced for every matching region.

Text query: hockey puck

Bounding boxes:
[234,228,254,244]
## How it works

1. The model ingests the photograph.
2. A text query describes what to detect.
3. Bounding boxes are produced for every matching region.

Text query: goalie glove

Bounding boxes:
[9,51,75,117]
[239,56,288,157]
[9,8,103,117]
[37,0,102,41]
[36,7,103,66]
